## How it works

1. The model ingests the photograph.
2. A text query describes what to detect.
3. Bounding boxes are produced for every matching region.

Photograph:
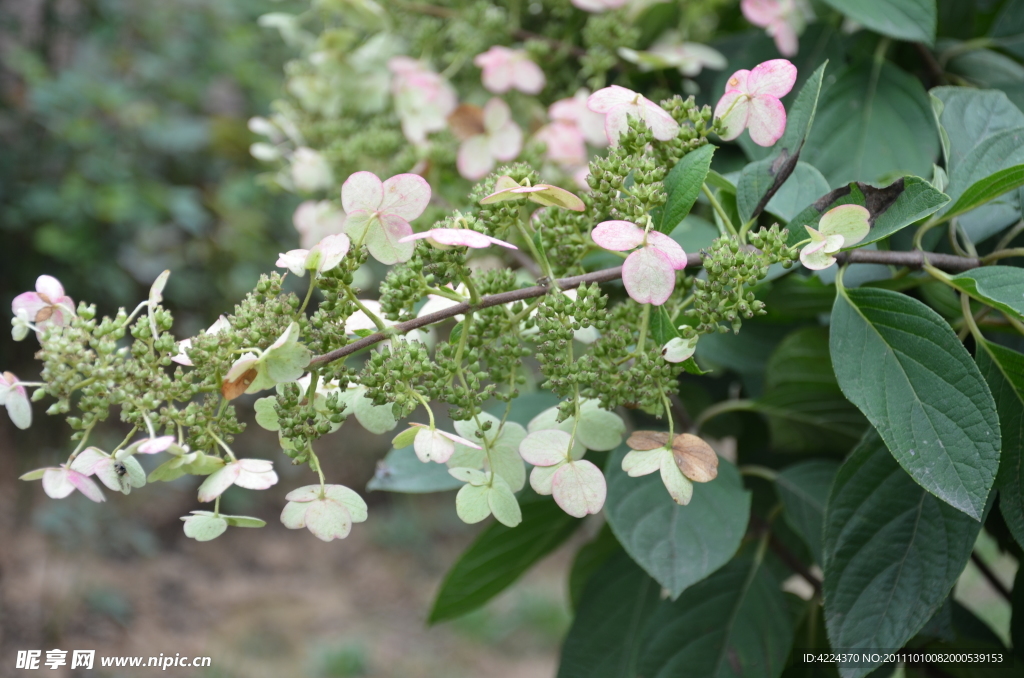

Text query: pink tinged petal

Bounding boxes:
[772,22,800,57]
[281,501,309,529]
[341,171,384,213]
[478,187,519,205]
[587,85,638,113]
[70,448,107,475]
[343,211,375,244]
[12,292,46,321]
[530,463,561,495]
[591,220,645,251]
[641,101,682,141]
[225,354,259,382]
[512,59,545,94]
[5,387,31,429]
[481,64,513,94]
[824,234,845,253]
[238,458,275,473]
[621,448,663,477]
[520,429,573,466]
[67,469,105,503]
[746,95,788,147]
[646,231,688,269]
[305,498,353,541]
[406,228,493,249]
[660,454,694,505]
[379,173,431,221]
[172,339,194,366]
[436,429,482,449]
[800,240,837,271]
[92,460,122,491]
[489,121,523,162]
[457,135,495,181]
[414,428,456,463]
[285,484,322,503]
[819,204,871,247]
[747,59,798,98]
[551,460,607,518]
[602,102,640,145]
[139,436,176,454]
[197,464,241,502]
[43,468,76,498]
[723,68,751,93]
[366,213,416,265]
[714,91,751,141]
[622,247,677,305]
[310,233,351,272]
[36,275,65,301]
[741,0,780,27]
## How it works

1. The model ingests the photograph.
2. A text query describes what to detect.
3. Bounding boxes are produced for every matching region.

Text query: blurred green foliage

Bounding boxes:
[0,0,302,367]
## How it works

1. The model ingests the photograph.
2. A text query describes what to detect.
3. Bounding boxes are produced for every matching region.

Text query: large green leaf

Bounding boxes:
[604,445,751,598]
[975,340,1024,550]
[823,430,983,678]
[948,266,1024,323]
[944,164,1024,220]
[639,545,795,678]
[428,497,580,623]
[804,63,938,186]
[785,176,948,249]
[736,63,827,223]
[656,143,716,234]
[820,0,936,44]
[558,551,662,678]
[366,446,463,493]
[931,88,1024,242]
[829,284,1000,519]
[758,327,867,454]
[764,163,831,223]
[777,461,839,564]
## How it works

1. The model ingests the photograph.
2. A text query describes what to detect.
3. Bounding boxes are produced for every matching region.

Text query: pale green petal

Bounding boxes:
[182,514,228,541]
[254,397,281,432]
[621,448,663,477]
[659,454,694,505]
[455,483,492,524]
[488,477,522,527]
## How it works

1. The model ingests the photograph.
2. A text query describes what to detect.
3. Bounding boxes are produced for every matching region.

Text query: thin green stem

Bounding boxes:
[994,220,1024,252]
[68,423,97,461]
[346,289,388,331]
[515,213,555,281]
[207,429,238,461]
[308,444,327,494]
[636,304,652,355]
[740,465,779,482]
[298,276,317,315]
[694,399,755,431]
[110,426,140,456]
[701,184,737,237]
[739,217,758,245]
[982,247,1024,264]
[413,391,435,428]
[960,292,984,342]
[214,495,221,517]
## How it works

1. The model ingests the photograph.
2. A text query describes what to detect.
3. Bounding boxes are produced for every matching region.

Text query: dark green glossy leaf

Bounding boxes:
[823,430,983,678]
[777,460,839,564]
[785,176,949,249]
[639,545,795,678]
[804,63,938,186]
[604,445,750,598]
[657,143,716,234]
[567,523,621,610]
[820,0,936,43]
[737,63,827,223]
[948,266,1024,323]
[830,284,999,519]
[975,339,1024,550]
[765,327,840,391]
[429,498,580,623]
[765,162,831,223]
[944,164,1024,219]
[366,446,463,493]
[755,386,867,454]
[557,551,661,678]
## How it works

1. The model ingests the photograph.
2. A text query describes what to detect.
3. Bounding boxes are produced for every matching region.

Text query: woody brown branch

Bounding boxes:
[308,249,983,367]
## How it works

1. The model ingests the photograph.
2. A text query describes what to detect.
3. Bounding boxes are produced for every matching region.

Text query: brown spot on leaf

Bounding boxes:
[627,430,670,451]
[221,368,258,400]
[672,433,718,483]
[446,104,485,141]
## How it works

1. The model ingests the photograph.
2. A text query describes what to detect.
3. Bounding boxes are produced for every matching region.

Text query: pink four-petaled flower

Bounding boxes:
[587,85,680,146]
[454,98,524,181]
[12,275,74,336]
[342,171,431,265]
[591,220,688,305]
[388,57,458,145]
[473,47,545,95]
[197,458,279,503]
[39,465,105,503]
[714,59,797,147]
[741,0,813,58]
